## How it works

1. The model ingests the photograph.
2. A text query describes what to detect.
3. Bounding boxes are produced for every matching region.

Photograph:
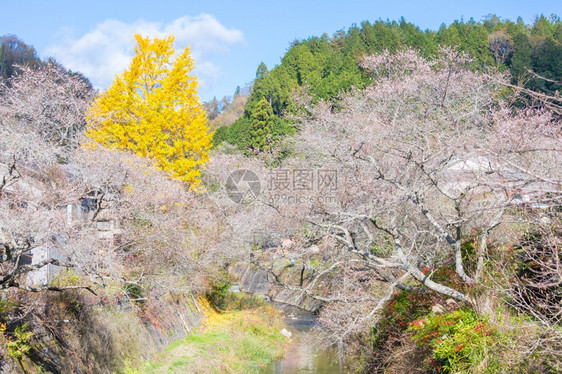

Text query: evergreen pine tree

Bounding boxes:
[509,33,532,81]
[249,97,274,152]
[255,62,268,80]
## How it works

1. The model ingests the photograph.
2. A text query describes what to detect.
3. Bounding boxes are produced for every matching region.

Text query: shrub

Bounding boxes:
[207,282,267,311]
[125,283,146,306]
[408,309,504,373]
[348,290,435,372]
[3,323,34,360]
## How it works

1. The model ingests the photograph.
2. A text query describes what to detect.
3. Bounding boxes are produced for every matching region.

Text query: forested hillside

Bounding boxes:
[252,14,561,112]
[215,14,561,155]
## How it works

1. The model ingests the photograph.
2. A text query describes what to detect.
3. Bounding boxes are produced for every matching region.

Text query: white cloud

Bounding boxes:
[45,14,244,93]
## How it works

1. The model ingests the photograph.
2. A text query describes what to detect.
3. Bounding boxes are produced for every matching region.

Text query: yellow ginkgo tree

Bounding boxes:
[86,34,213,187]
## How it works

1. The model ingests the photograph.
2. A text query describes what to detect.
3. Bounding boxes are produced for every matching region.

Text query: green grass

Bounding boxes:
[131,306,286,374]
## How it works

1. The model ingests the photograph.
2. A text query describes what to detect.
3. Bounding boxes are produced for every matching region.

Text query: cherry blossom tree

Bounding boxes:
[0,63,95,292]
[0,63,94,152]
[268,47,562,340]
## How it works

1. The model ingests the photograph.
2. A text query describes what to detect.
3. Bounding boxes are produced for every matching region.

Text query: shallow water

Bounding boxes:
[261,302,343,374]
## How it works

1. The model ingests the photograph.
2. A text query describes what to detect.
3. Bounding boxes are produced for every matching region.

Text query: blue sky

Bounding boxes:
[1,0,560,101]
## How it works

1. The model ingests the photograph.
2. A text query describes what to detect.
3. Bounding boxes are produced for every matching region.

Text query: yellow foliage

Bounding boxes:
[86,34,213,187]
[197,296,223,329]
[123,184,133,194]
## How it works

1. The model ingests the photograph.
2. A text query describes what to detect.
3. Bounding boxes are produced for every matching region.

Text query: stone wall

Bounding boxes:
[229,262,323,312]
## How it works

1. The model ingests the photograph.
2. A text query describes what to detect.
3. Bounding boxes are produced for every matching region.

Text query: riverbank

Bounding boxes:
[129,298,288,374]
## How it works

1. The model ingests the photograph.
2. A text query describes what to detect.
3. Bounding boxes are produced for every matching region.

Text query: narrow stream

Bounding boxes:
[261,301,343,374]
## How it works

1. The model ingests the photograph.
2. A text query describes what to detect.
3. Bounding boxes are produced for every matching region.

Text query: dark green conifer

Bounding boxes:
[249,97,274,152]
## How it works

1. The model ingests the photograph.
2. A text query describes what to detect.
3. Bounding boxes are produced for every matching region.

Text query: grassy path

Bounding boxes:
[131,301,287,374]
